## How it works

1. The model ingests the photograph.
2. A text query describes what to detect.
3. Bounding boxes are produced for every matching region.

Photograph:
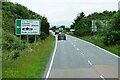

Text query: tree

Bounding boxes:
[2,1,50,42]
[59,25,65,30]
[50,26,56,31]
[104,10,120,45]
[74,12,85,24]
[111,10,120,31]
[41,16,50,35]
[65,28,70,32]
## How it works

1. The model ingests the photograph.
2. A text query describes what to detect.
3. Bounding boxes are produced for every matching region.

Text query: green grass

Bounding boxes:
[72,34,120,56]
[2,33,55,78]
[0,27,1,79]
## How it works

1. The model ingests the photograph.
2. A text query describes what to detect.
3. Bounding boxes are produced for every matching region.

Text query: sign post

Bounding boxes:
[92,20,97,36]
[16,19,40,42]
[27,35,29,42]
[35,35,36,43]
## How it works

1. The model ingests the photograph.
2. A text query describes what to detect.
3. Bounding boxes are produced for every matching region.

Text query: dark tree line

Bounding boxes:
[70,10,120,45]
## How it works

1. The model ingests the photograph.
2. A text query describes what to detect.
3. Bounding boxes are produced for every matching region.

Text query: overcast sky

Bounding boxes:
[10,0,119,27]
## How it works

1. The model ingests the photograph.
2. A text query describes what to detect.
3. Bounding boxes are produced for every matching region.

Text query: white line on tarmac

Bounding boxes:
[100,75,105,80]
[80,39,119,58]
[45,36,57,80]
[81,53,84,56]
[69,35,119,58]
[88,60,92,65]
[76,48,79,51]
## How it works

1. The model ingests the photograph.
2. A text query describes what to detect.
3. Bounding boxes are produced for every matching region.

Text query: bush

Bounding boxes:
[11,50,20,59]
[12,43,27,50]
[29,35,35,43]
[104,31,120,45]
[40,32,47,40]
[3,30,27,51]
[74,29,90,37]
[2,30,28,59]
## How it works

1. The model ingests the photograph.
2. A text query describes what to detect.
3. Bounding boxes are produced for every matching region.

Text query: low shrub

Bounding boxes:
[2,30,28,59]
[12,50,20,59]
[104,31,120,45]
[40,32,47,40]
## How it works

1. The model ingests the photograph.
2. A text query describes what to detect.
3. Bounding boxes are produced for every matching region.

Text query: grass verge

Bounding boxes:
[2,33,55,78]
[0,27,2,79]
[72,34,120,56]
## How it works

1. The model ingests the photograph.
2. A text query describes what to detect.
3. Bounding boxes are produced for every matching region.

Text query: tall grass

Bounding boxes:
[3,34,55,78]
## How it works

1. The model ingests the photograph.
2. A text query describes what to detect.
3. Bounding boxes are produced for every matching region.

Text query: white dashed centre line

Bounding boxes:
[77,48,79,51]
[88,60,92,65]
[100,75,105,80]
[81,53,84,56]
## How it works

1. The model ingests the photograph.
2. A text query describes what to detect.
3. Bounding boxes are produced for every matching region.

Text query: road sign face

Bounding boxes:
[16,19,40,35]
[55,30,59,32]
[92,20,97,32]
[59,28,63,31]
[70,29,75,32]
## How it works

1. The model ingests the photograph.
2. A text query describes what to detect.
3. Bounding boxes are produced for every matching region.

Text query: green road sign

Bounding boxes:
[16,19,40,35]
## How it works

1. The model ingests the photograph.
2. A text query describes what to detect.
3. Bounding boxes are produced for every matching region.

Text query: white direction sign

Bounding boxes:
[59,28,63,31]
[92,20,97,32]
[70,29,75,32]
[16,19,40,35]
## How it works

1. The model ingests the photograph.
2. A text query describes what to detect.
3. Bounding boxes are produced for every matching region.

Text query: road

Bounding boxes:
[43,34,119,80]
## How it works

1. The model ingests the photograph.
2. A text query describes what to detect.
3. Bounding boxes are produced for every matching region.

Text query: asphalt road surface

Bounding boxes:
[44,34,119,80]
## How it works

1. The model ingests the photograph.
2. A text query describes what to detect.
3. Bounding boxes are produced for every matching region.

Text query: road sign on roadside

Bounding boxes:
[92,20,97,32]
[70,29,75,32]
[16,19,40,35]
[59,28,63,31]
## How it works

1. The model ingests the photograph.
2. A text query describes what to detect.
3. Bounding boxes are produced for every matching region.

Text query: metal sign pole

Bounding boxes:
[20,35,21,40]
[35,35,36,43]
[27,35,29,42]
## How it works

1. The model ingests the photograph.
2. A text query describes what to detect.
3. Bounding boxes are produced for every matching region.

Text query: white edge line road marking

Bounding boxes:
[88,60,92,65]
[100,75,105,80]
[81,53,84,56]
[45,36,57,80]
[73,37,119,58]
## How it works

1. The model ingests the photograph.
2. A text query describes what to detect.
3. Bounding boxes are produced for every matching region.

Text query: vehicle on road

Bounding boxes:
[55,30,59,35]
[58,33,66,40]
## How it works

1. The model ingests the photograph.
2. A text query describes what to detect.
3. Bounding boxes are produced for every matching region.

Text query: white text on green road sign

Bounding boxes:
[16,19,40,35]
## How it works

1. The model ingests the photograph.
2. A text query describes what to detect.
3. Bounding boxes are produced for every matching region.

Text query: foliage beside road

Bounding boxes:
[2,1,55,78]
[3,33,55,78]
[70,10,120,56]
[0,28,2,79]
[2,30,29,59]
[2,1,50,36]
[2,1,51,60]
[70,10,120,45]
